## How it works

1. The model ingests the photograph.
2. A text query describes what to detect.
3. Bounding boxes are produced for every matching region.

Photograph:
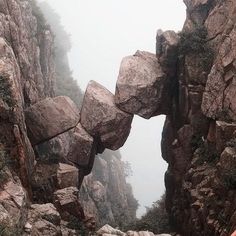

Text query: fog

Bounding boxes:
[38,0,186,216]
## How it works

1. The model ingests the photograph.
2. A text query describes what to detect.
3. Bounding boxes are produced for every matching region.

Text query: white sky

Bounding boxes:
[38,0,186,217]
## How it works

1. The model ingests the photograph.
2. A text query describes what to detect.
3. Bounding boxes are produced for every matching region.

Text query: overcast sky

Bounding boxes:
[38,0,186,217]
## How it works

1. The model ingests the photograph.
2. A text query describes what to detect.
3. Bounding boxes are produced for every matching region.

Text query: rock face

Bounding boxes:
[81,81,133,150]
[1,0,236,235]
[115,51,169,118]
[53,187,85,221]
[0,1,138,235]
[34,123,96,174]
[160,0,236,235]
[79,150,138,228]
[25,96,80,145]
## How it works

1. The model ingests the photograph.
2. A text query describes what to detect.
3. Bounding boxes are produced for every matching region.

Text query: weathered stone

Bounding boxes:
[34,123,96,174]
[30,220,61,236]
[29,203,61,226]
[53,187,85,221]
[97,224,125,236]
[205,4,228,39]
[219,147,236,172]
[31,163,59,203]
[115,51,170,118]
[25,96,80,145]
[157,31,180,75]
[207,121,216,143]
[215,121,236,153]
[81,81,133,150]
[57,163,79,189]
[0,175,27,230]
[202,65,225,119]
[67,123,96,168]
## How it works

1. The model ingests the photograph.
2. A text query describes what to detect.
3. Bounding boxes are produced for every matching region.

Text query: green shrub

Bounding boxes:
[179,26,208,55]
[178,25,214,72]
[124,193,171,234]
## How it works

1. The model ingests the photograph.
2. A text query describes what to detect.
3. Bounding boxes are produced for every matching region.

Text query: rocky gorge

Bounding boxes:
[0,0,235,235]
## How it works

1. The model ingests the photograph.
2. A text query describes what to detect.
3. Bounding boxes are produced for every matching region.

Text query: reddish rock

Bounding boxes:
[207,121,216,143]
[67,123,96,168]
[201,65,225,120]
[215,121,236,153]
[57,163,79,189]
[53,187,85,221]
[219,147,236,172]
[25,96,80,145]
[34,123,96,173]
[115,51,170,118]
[81,81,133,150]
[156,30,179,76]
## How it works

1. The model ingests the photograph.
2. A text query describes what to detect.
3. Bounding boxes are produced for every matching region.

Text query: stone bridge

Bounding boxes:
[25,31,179,188]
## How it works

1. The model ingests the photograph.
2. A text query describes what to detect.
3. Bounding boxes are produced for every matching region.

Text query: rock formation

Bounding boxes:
[79,150,138,228]
[0,0,138,234]
[0,0,236,235]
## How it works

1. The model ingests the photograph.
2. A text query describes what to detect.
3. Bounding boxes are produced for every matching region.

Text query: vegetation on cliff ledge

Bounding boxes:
[124,193,170,234]
[178,25,214,72]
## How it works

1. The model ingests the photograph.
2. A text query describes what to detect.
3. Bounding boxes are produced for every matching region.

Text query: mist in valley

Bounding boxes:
[37,0,186,217]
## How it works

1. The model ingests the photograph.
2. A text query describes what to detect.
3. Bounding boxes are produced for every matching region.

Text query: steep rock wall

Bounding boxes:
[0,0,55,232]
[162,0,236,235]
[80,150,138,228]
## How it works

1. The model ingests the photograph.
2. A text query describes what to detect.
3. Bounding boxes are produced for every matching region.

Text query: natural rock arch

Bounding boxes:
[25,31,179,186]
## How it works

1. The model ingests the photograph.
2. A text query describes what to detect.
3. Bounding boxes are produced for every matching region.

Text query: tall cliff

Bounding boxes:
[80,150,138,228]
[0,0,236,235]
[0,1,138,235]
[160,0,236,235]
[36,2,138,228]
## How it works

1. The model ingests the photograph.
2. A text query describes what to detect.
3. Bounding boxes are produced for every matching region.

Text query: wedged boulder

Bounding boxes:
[115,51,170,119]
[34,123,96,173]
[53,187,85,221]
[156,30,179,74]
[25,96,80,145]
[81,81,133,150]
[57,163,79,189]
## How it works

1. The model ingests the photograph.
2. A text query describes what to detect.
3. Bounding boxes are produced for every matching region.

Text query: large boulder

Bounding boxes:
[34,123,96,174]
[115,51,170,119]
[81,81,133,150]
[53,187,85,221]
[25,96,80,145]
[57,163,79,189]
